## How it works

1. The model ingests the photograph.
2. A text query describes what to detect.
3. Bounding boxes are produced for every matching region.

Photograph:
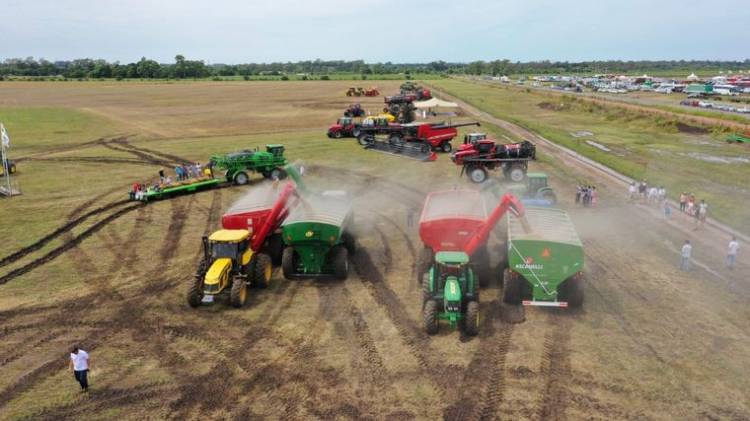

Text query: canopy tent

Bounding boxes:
[686,73,699,81]
[413,98,459,109]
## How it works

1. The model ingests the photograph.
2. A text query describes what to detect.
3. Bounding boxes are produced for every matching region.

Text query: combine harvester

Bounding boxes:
[502,207,584,308]
[418,189,526,335]
[357,121,480,161]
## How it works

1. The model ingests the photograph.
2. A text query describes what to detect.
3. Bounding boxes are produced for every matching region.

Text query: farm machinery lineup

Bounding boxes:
[418,189,527,335]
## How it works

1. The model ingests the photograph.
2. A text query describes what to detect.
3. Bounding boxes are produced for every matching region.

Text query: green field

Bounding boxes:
[431,78,750,232]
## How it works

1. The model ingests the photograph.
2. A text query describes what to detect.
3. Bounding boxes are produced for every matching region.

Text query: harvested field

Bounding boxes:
[1,81,749,420]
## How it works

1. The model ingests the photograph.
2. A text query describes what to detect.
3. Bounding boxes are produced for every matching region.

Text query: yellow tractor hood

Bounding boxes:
[204,258,232,286]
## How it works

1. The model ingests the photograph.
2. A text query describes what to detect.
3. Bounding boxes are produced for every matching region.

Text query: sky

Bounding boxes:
[2,0,748,63]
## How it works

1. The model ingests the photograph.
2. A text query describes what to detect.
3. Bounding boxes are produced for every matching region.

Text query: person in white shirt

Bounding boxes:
[727,237,739,270]
[680,240,692,271]
[69,346,91,392]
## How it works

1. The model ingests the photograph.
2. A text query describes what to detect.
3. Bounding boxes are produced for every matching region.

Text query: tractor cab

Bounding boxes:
[526,172,549,192]
[463,132,487,145]
[266,144,285,157]
[337,117,353,126]
[201,229,253,297]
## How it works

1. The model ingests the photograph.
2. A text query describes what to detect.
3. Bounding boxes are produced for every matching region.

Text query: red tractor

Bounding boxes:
[364,87,380,96]
[327,117,361,139]
[344,103,366,118]
[451,133,537,183]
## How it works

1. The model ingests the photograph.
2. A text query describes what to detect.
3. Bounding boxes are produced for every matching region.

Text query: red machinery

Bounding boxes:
[222,182,301,265]
[327,117,361,139]
[386,121,480,153]
[364,87,380,97]
[451,133,536,183]
[344,103,366,118]
[418,189,526,286]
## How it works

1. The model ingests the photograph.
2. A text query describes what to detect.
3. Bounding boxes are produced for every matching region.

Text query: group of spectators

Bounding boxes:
[574,185,597,207]
[129,162,213,200]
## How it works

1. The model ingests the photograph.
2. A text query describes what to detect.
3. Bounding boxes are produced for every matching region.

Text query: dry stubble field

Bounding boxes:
[0,81,749,420]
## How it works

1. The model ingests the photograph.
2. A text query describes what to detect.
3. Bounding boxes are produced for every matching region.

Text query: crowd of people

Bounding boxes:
[574,185,597,207]
[129,162,213,200]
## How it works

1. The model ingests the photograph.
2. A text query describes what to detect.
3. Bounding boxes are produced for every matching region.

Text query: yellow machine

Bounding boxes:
[0,159,16,176]
[187,229,270,308]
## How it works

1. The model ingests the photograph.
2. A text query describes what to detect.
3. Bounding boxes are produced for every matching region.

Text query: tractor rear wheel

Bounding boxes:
[441,142,452,153]
[252,253,273,289]
[540,190,557,204]
[187,274,204,308]
[423,299,439,335]
[468,166,488,183]
[563,275,584,308]
[417,247,433,285]
[234,171,249,185]
[282,247,297,279]
[230,277,248,308]
[503,269,522,305]
[331,246,349,280]
[508,165,526,182]
[269,167,286,180]
[465,301,480,336]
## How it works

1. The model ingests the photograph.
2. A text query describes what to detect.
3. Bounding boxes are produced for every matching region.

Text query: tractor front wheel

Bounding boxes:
[468,166,488,183]
[422,274,432,305]
[230,277,248,308]
[252,253,273,288]
[234,171,249,185]
[503,269,522,305]
[464,301,480,336]
[282,247,297,279]
[331,246,349,280]
[441,142,452,153]
[423,299,439,335]
[333,130,343,139]
[187,275,204,308]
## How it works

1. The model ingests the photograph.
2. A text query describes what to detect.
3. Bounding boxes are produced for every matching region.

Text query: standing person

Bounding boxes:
[680,240,692,271]
[679,192,687,212]
[628,182,637,202]
[727,236,739,270]
[663,200,672,219]
[158,168,165,183]
[69,346,90,392]
[575,185,582,205]
[591,186,597,207]
[698,200,708,226]
[638,180,647,202]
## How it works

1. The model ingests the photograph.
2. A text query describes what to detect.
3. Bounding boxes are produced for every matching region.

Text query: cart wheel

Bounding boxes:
[230,277,248,308]
[441,142,452,153]
[282,247,297,279]
[423,299,439,335]
[503,270,522,305]
[331,246,349,280]
[465,301,480,336]
[187,274,204,308]
[252,253,273,288]
[234,171,249,185]
[473,247,492,288]
[563,275,584,308]
[265,234,284,266]
[342,232,357,256]
[468,166,488,183]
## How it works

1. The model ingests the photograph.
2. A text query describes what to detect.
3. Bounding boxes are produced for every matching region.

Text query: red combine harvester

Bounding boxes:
[221,181,302,266]
[451,133,537,183]
[418,189,527,287]
[359,121,480,155]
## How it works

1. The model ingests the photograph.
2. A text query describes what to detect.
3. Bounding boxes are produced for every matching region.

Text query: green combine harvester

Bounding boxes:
[503,207,584,308]
[210,144,288,185]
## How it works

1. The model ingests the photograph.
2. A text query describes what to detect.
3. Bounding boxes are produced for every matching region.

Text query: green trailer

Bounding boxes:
[138,178,222,202]
[210,144,288,185]
[281,192,354,280]
[503,207,584,308]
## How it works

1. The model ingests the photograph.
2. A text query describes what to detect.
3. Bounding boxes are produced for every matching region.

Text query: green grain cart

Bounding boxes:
[503,207,584,308]
[281,192,355,280]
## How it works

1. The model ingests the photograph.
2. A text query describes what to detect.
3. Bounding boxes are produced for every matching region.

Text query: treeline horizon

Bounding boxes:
[1,55,749,79]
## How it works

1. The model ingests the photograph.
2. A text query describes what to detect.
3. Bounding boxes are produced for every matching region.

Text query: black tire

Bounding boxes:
[423,299,439,335]
[473,247,492,288]
[333,130,343,139]
[563,275,584,308]
[332,246,349,280]
[282,247,297,279]
[352,128,361,138]
[342,232,356,256]
[509,165,526,182]
[234,171,249,185]
[503,270,522,305]
[357,134,370,146]
[265,234,284,266]
[417,247,434,285]
[187,274,204,308]
[230,277,248,308]
[422,273,433,305]
[468,166,488,183]
[252,253,273,288]
[464,301,480,336]
[419,143,430,154]
[441,142,452,153]
[540,190,557,204]
[389,135,403,147]
[269,167,286,180]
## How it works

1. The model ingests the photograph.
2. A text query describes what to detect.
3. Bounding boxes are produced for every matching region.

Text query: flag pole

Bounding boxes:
[1,123,11,196]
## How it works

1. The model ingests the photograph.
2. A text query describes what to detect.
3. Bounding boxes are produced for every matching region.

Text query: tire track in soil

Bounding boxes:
[374,211,418,279]
[101,142,175,167]
[111,137,193,164]
[0,330,64,368]
[22,156,160,166]
[536,313,573,421]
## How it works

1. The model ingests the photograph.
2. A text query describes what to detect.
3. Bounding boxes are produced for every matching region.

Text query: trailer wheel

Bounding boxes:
[265,234,284,266]
[468,166,488,183]
[342,232,357,256]
[473,247,492,288]
[332,246,349,280]
[423,299,439,335]
[503,270,522,305]
[508,165,526,182]
[417,247,434,285]
[464,301,480,336]
[282,247,297,279]
[441,142,452,153]
[269,167,286,180]
[230,277,248,308]
[234,171,250,185]
[563,275,584,308]
[187,274,204,308]
[252,253,273,288]
[357,134,371,146]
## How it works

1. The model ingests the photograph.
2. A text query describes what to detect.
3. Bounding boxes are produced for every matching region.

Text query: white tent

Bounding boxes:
[686,73,699,81]
[413,98,458,109]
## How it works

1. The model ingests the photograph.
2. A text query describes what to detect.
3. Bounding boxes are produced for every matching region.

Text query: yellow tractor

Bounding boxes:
[346,87,365,97]
[187,229,272,308]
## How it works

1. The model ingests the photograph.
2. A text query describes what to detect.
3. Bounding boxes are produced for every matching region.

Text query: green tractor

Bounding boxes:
[507,172,557,205]
[422,251,480,335]
[209,144,287,185]
[281,192,355,280]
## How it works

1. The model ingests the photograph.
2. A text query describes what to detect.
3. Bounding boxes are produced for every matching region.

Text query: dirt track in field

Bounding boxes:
[2,87,750,420]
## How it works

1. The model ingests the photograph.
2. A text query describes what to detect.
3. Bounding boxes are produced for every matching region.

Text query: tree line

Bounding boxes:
[1,56,748,79]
